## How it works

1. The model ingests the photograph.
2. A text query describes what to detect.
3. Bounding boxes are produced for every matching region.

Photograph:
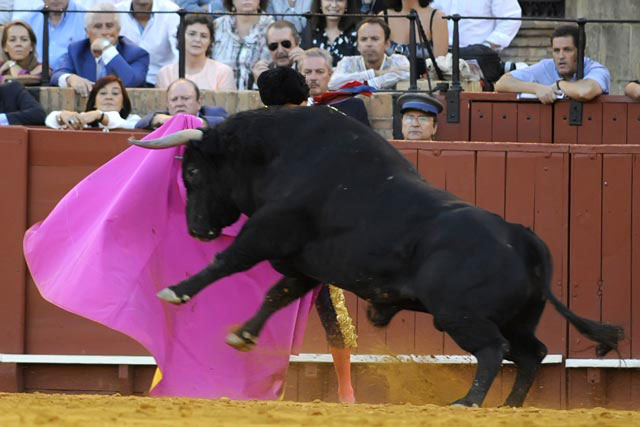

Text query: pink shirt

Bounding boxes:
[156,58,237,91]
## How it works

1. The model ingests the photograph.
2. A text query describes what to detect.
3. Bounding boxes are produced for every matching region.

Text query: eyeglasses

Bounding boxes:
[267,40,292,51]
[403,115,433,124]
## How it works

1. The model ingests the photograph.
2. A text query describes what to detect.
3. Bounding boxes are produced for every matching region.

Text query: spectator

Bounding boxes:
[625,81,640,101]
[250,20,304,87]
[329,17,409,90]
[0,0,14,26]
[174,0,211,10]
[212,0,272,90]
[0,80,46,125]
[156,14,235,91]
[382,0,448,59]
[135,78,228,129]
[308,0,359,67]
[302,48,370,126]
[397,92,442,140]
[0,20,43,85]
[431,0,521,83]
[45,75,141,129]
[495,25,609,104]
[116,0,180,86]
[52,3,150,96]
[265,0,311,35]
[12,0,87,70]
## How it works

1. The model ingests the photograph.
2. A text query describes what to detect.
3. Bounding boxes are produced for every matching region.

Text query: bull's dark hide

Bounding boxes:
[151,106,624,408]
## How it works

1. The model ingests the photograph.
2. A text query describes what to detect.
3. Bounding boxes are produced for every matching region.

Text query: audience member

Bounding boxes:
[212,0,272,90]
[0,0,14,26]
[266,0,312,35]
[12,0,87,70]
[431,0,521,83]
[330,17,409,90]
[157,14,235,91]
[0,20,43,85]
[251,20,303,87]
[174,0,211,10]
[116,0,180,86]
[0,80,46,125]
[302,48,370,126]
[383,0,448,59]
[308,0,359,67]
[135,78,227,129]
[45,75,140,129]
[397,92,442,141]
[52,3,149,96]
[495,25,609,104]
[625,81,640,101]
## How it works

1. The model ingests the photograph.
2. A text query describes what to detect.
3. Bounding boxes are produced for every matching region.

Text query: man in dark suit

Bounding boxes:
[135,78,228,130]
[0,81,46,125]
[301,48,371,127]
[52,3,150,96]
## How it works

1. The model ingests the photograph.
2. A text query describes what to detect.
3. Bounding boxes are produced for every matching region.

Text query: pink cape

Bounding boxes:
[23,115,316,399]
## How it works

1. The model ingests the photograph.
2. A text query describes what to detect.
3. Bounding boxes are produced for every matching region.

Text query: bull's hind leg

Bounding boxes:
[435,313,509,407]
[501,332,547,407]
[226,275,318,351]
[500,299,548,407]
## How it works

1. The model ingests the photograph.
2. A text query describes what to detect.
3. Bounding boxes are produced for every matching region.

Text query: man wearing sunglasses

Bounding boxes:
[250,20,304,88]
[397,92,443,141]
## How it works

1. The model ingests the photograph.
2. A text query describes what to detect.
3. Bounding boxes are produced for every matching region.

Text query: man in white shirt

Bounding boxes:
[431,0,522,83]
[115,0,180,86]
[431,0,521,50]
[329,17,409,90]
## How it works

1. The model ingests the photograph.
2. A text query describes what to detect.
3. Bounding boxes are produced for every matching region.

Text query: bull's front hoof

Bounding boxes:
[156,288,191,305]
[225,331,257,352]
[450,398,480,408]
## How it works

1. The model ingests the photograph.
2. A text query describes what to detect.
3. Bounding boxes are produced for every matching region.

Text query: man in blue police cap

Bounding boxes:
[397,93,443,141]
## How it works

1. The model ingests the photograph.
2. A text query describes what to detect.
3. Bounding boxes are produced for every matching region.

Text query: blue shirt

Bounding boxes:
[510,57,610,94]
[13,0,87,70]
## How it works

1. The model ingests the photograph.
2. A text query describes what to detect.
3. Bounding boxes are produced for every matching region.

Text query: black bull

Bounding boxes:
[130,107,623,407]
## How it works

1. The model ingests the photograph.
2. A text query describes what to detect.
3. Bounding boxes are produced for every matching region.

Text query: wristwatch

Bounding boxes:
[556,79,563,91]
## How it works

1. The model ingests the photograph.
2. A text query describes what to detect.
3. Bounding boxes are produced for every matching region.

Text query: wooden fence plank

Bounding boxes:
[492,103,518,142]
[569,154,602,357]
[601,155,632,358]
[470,102,493,142]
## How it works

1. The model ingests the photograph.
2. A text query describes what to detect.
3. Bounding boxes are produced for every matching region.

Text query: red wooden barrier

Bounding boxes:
[0,127,29,392]
[1,127,638,408]
[437,94,638,145]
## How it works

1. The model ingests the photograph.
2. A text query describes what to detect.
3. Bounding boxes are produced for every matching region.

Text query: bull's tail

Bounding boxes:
[523,227,624,356]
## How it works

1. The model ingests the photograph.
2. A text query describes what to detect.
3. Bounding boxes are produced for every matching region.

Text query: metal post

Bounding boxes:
[569,18,586,126]
[451,14,461,86]
[178,9,186,79]
[446,14,462,123]
[41,7,50,84]
[408,9,418,91]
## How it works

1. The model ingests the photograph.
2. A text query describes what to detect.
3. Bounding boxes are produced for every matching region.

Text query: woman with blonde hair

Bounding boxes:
[0,20,43,85]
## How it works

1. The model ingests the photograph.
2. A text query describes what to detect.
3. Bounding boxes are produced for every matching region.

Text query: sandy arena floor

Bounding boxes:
[0,393,638,427]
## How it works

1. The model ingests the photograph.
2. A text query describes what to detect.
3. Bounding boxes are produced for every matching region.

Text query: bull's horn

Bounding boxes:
[128,129,204,149]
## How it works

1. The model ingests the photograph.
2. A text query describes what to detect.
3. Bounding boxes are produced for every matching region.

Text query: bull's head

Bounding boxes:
[129,129,240,241]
